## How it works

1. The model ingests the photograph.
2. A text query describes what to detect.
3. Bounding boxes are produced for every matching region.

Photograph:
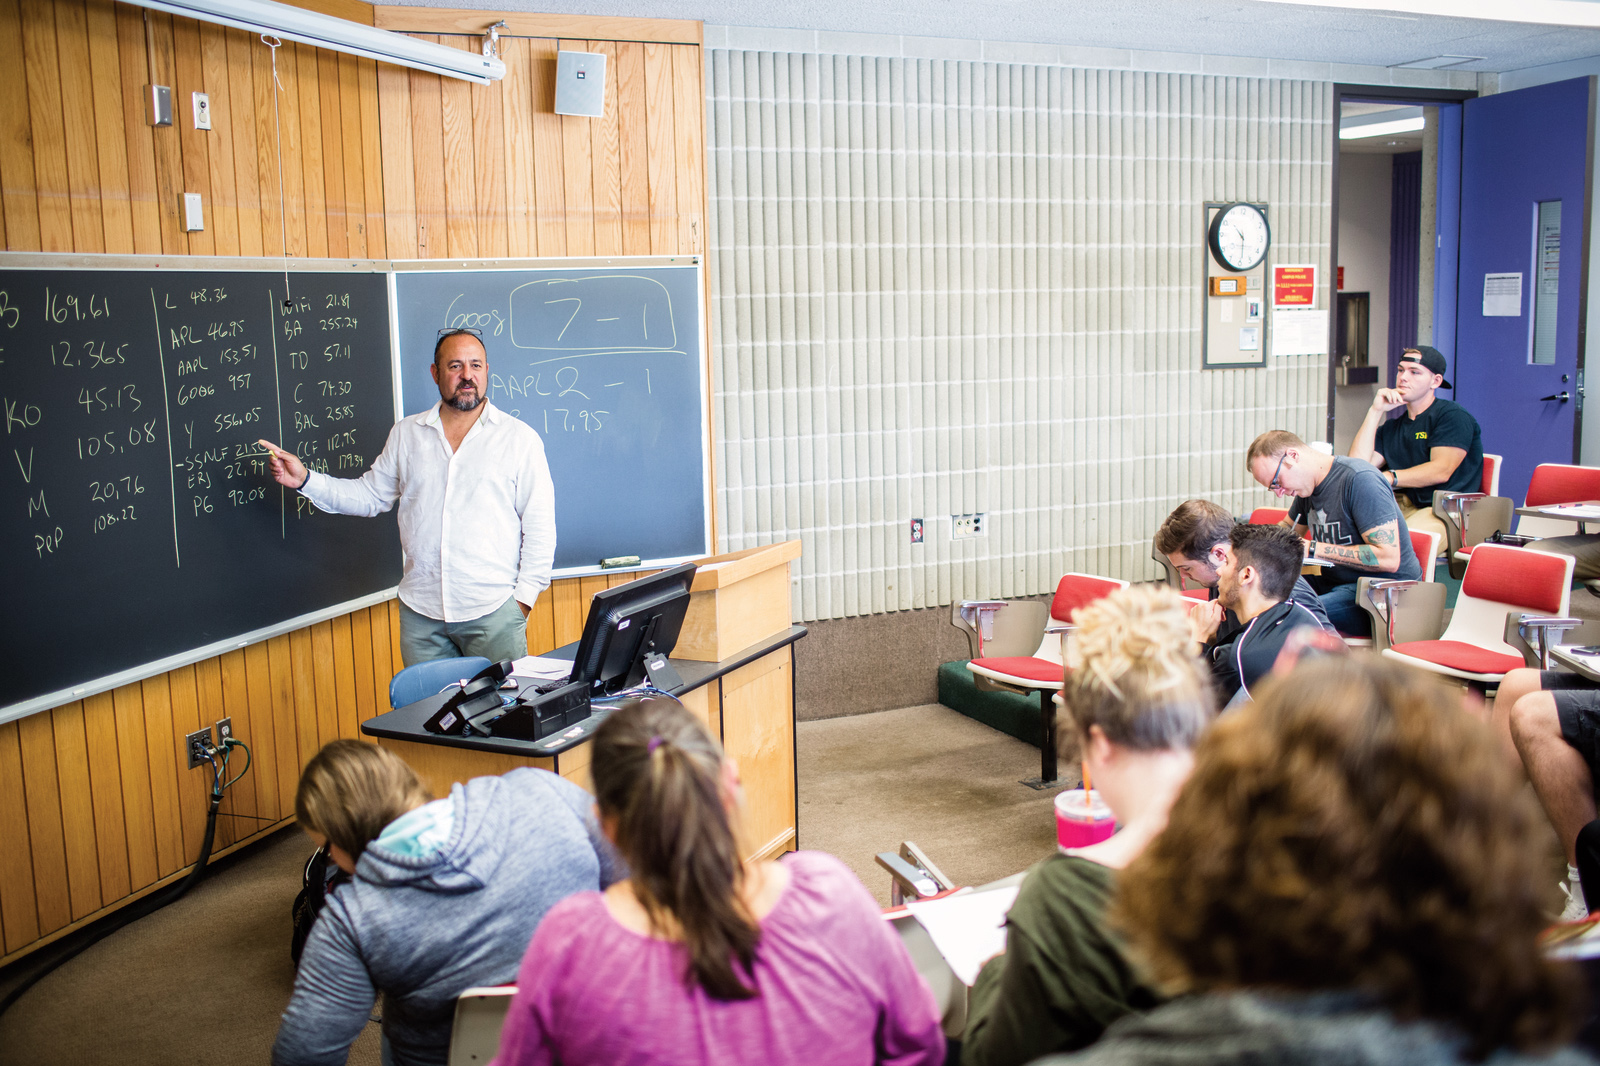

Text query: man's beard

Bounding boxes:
[446,390,484,412]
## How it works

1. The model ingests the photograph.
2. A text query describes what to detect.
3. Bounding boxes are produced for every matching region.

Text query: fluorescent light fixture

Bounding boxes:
[1252,0,1600,29]
[1340,116,1425,139]
[126,0,505,83]
[1393,55,1487,69]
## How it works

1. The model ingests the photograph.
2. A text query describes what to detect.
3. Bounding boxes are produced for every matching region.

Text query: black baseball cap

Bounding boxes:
[1398,345,1451,390]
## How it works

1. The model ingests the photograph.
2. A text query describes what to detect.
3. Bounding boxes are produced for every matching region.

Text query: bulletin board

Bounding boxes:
[1201,202,1270,369]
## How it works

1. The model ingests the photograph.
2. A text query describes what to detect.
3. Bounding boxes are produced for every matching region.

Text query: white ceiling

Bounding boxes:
[388,0,1600,74]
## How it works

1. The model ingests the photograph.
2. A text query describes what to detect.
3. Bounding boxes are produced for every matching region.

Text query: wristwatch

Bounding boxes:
[1388,470,1398,488]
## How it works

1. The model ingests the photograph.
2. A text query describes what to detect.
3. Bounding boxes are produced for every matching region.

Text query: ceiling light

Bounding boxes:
[126,0,505,83]
[1341,116,1426,139]
[1252,0,1600,29]
[1393,55,1487,69]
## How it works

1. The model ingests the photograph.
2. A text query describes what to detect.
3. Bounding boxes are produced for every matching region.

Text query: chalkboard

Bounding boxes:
[392,261,710,573]
[0,260,401,721]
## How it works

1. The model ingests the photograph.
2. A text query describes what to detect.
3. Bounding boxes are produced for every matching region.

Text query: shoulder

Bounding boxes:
[1010,855,1116,929]
[526,890,610,959]
[1430,400,1481,434]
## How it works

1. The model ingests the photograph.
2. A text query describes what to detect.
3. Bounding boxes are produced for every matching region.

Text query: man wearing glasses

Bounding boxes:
[1245,429,1421,636]
[259,328,556,665]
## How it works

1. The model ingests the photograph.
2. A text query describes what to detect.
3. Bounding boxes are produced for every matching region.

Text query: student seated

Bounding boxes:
[1154,498,1329,654]
[1040,656,1588,1066]
[491,694,945,1066]
[1207,523,1330,706]
[960,585,1216,1066]
[1492,668,1600,920]
[273,740,618,1066]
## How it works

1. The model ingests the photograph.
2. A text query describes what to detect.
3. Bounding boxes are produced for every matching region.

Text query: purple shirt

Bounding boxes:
[491,850,945,1066]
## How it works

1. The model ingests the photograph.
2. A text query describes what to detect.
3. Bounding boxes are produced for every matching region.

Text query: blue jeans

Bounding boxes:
[1317,582,1370,637]
[398,595,528,666]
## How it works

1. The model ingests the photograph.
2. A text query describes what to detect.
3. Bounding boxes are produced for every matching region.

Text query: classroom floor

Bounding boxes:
[0,701,1061,1065]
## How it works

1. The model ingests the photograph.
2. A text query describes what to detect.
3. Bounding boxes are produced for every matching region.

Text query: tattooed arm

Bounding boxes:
[1309,520,1401,573]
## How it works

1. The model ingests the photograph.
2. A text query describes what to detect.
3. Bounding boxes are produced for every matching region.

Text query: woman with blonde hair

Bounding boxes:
[1045,655,1589,1066]
[961,585,1217,1066]
[273,739,618,1066]
[492,694,945,1066]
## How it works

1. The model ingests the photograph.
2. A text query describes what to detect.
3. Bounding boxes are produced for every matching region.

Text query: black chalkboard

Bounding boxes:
[392,262,709,572]
[0,264,401,719]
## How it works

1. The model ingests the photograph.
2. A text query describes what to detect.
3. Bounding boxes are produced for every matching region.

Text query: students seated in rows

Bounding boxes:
[492,694,945,1066]
[1154,498,1328,651]
[1207,524,1330,706]
[1246,429,1421,636]
[960,586,1215,1066]
[1347,344,1484,545]
[1042,656,1587,1066]
[1492,668,1600,920]
[273,741,618,1066]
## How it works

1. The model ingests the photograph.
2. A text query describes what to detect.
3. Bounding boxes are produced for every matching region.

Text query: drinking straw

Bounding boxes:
[1081,760,1092,808]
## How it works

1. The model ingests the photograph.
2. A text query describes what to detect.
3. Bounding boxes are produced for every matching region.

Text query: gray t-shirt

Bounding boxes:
[1288,456,1421,587]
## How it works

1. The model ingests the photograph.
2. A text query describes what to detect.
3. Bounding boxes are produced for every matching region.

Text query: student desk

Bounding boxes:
[362,626,807,862]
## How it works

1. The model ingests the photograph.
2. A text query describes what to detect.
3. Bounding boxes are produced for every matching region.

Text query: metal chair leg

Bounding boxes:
[1021,688,1059,790]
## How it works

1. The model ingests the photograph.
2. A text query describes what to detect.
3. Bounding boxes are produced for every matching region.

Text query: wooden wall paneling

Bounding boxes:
[192,658,228,847]
[671,44,702,255]
[289,626,318,776]
[198,23,241,257]
[310,620,339,750]
[336,52,368,258]
[21,0,74,251]
[78,690,130,904]
[293,42,328,257]
[0,0,39,249]
[114,3,162,254]
[527,37,565,257]
[587,41,622,256]
[139,675,184,879]
[437,38,480,259]
[0,721,42,953]
[525,585,555,655]
[146,13,189,252]
[376,60,417,258]
[641,43,676,255]
[315,47,348,259]
[557,48,594,257]
[349,608,377,723]
[356,57,385,259]
[250,33,287,256]
[500,36,534,258]
[408,60,446,257]
[55,0,108,253]
[15,713,68,936]
[389,599,402,669]
[615,41,649,256]
[367,600,394,693]
[110,682,157,892]
[330,612,359,741]
[242,640,281,822]
[85,0,133,254]
[270,39,310,257]
[267,634,302,819]
[552,578,584,646]
[224,28,264,257]
[48,701,101,920]
[165,664,208,860]
[170,17,214,255]
[216,650,256,847]
[470,41,508,259]
[719,653,795,858]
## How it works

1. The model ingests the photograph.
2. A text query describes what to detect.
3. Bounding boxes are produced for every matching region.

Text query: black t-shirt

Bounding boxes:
[1208,576,1329,648]
[1374,397,1484,508]
[1210,599,1328,706]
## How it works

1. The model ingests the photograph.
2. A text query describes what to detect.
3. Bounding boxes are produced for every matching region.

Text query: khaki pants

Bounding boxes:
[1396,494,1448,551]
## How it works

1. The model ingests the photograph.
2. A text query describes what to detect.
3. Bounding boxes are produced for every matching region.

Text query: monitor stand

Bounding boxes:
[642,646,683,691]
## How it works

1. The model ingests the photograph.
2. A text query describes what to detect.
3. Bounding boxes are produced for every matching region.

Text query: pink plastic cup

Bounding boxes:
[1055,788,1115,851]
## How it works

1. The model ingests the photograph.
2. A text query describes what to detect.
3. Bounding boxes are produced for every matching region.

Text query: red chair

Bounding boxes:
[1248,507,1289,526]
[1383,544,1574,688]
[1446,463,1600,577]
[1481,452,1502,496]
[956,573,1128,787]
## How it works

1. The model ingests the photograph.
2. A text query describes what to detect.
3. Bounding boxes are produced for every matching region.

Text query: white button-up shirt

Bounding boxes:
[300,402,556,622]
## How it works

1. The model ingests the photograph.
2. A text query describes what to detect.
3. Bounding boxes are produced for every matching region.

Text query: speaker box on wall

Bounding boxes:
[555,50,606,117]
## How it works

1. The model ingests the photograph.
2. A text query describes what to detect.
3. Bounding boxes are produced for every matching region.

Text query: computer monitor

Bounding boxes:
[568,563,698,695]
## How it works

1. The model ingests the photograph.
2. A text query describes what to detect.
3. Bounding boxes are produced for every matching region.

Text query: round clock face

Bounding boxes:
[1209,203,1270,272]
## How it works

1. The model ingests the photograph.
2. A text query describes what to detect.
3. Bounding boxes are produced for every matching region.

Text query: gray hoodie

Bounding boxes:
[1043,990,1596,1066]
[272,767,619,1066]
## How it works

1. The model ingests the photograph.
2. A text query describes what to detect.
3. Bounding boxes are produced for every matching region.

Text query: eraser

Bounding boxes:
[599,555,642,569]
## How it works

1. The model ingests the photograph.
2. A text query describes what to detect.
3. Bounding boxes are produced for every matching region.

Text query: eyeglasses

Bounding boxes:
[1268,453,1288,493]
[437,327,483,337]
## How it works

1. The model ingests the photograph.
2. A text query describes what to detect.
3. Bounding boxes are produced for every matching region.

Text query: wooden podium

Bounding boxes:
[369,540,804,862]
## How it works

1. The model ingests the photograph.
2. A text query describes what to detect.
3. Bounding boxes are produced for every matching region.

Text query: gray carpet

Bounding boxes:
[0,701,1055,1063]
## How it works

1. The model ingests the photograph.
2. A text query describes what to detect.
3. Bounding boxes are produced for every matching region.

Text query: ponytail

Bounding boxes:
[590,695,761,999]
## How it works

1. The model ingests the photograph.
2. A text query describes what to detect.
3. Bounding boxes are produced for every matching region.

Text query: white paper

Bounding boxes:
[1543,504,1600,519]
[1270,309,1329,356]
[1220,300,1234,323]
[1484,273,1522,316]
[511,654,575,680]
[1238,326,1258,350]
[905,885,1020,985]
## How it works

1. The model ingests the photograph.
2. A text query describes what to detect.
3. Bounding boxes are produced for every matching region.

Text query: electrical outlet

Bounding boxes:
[185,727,214,769]
[910,518,924,543]
[215,717,233,747]
[951,512,987,540]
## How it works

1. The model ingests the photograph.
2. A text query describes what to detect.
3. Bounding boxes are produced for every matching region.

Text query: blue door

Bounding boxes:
[1453,77,1594,504]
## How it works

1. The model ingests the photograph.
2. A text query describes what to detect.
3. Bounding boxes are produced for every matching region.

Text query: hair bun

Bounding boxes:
[1073,585,1194,692]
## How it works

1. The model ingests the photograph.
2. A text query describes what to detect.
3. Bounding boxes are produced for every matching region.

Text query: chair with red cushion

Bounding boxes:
[1350,528,1446,652]
[1247,507,1289,526]
[955,573,1128,787]
[1383,543,1574,689]
[1481,453,1502,496]
[1443,463,1600,578]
